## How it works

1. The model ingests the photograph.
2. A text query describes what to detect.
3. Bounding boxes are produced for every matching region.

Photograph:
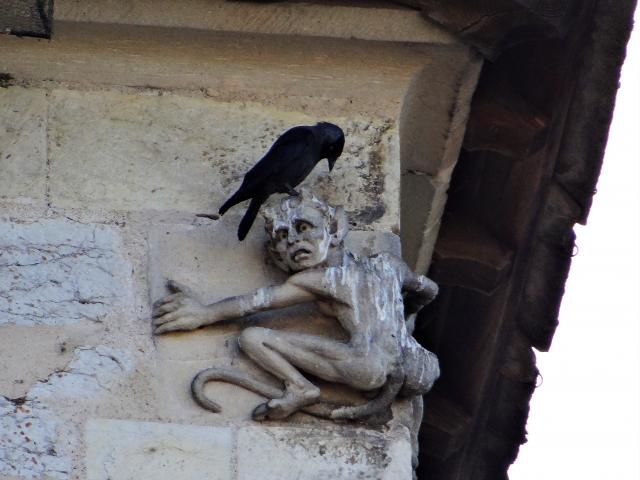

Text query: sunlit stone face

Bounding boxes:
[264,194,340,273]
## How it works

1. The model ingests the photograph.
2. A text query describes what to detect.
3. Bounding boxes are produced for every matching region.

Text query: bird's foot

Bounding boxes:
[285,185,300,197]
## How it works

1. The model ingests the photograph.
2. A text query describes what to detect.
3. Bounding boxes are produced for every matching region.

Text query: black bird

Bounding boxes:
[219,122,345,240]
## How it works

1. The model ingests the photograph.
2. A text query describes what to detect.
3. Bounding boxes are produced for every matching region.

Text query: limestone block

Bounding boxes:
[0,397,70,479]
[47,89,398,229]
[401,173,449,272]
[236,426,413,480]
[0,87,47,204]
[0,324,101,399]
[85,419,233,480]
[399,52,482,178]
[28,346,134,402]
[0,218,132,326]
[55,0,458,45]
[0,22,449,118]
[1,344,135,479]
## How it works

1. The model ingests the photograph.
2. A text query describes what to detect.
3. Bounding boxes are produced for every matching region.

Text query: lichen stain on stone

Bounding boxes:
[302,118,394,229]
[349,122,392,225]
[275,428,391,468]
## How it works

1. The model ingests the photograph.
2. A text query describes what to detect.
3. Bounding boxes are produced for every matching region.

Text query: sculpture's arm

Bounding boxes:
[152,279,317,334]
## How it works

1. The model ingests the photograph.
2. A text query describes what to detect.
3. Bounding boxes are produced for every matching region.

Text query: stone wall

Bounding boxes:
[0,3,480,478]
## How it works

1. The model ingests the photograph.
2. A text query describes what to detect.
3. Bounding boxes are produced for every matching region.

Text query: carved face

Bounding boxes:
[263,192,347,273]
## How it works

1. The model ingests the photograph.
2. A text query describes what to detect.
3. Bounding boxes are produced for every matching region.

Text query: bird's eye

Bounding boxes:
[276,229,288,241]
[296,221,312,234]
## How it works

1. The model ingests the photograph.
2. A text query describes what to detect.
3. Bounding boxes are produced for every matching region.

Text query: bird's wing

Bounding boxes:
[239,127,316,191]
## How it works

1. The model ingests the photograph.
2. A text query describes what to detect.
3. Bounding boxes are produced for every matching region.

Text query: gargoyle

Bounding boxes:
[152,190,440,423]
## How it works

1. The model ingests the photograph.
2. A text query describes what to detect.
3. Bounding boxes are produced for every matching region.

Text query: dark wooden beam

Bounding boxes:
[393,0,580,58]
[463,95,548,158]
[430,215,514,295]
[421,393,473,461]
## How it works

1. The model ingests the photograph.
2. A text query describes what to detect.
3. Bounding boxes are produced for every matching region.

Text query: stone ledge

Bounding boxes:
[85,419,234,480]
[54,0,458,45]
[84,420,413,480]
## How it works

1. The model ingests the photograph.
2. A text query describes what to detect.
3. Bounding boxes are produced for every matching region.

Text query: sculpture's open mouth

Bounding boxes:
[291,248,312,262]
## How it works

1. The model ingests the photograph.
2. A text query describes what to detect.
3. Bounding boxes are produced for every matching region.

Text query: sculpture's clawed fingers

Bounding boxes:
[154,316,193,334]
[153,310,179,327]
[152,301,177,318]
[152,293,181,309]
[167,279,197,297]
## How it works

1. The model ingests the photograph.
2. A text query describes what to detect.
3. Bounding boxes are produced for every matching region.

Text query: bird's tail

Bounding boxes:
[238,196,265,241]
[219,190,247,216]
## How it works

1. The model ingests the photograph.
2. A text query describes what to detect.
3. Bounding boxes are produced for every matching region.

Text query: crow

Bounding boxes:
[218,122,345,240]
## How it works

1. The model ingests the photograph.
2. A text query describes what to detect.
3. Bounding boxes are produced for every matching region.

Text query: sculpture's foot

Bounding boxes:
[252,385,320,420]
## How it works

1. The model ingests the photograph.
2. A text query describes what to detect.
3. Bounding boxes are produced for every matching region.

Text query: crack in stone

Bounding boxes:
[2,346,132,479]
[1,218,131,326]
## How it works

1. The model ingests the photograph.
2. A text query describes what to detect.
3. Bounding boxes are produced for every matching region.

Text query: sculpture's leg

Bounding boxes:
[409,395,423,470]
[238,326,354,419]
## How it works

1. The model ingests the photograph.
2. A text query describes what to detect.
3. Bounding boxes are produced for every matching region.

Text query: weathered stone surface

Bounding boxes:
[0,87,47,204]
[0,397,70,479]
[1,345,134,480]
[0,324,101,398]
[401,173,449,272]
[399,53,481,178]
[29,346,134,401]
[0,218,132,326]
[48,89,398,230]
[55,0,458,45]
[236,426,413,480]
[85,419,233,480]
[0,22,445,119]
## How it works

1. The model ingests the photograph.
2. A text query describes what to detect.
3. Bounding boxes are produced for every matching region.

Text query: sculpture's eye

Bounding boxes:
[295,221,312,234]
[276,229,288,241]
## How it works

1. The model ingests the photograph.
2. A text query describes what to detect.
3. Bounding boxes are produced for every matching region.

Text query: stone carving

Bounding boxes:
[152,190,440,422]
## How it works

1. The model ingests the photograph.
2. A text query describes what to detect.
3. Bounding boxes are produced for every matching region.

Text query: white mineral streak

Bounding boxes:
[322,253,411,358]
[0,346,133,479]
[0,219,131,326]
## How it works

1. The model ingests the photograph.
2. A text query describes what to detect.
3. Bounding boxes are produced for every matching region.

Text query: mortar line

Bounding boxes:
[44,91,52,211]
[232,425,241,480]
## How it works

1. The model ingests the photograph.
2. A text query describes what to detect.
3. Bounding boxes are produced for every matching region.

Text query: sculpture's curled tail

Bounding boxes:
[191,366,404,421]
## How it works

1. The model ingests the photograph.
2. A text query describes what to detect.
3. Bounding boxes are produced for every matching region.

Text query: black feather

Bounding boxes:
[218,122,344,241]
[237,196,266,241]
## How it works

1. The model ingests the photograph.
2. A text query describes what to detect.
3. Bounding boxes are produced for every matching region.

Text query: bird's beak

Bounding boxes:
[328,157,337,172]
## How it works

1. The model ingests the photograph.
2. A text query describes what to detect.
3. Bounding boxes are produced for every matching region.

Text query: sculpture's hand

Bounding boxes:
[403,276,438,316]
[152,280,209,334]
